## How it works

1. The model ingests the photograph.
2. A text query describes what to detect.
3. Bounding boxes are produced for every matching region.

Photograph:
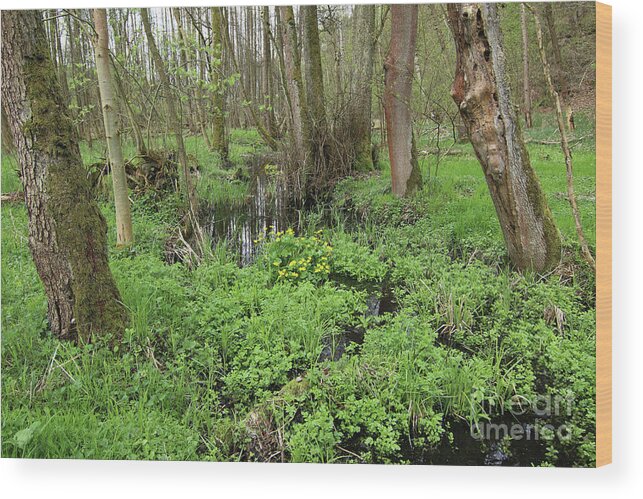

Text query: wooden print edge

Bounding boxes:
[595,1,612,468]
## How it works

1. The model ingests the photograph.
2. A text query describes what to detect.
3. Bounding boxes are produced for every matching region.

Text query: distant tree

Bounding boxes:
[384,5,422,198]
[543,4,574,131]
[1,10,128,342]
[447,3,561,272]
[92,8,134,246]
[349,4,376,170]
[529,5,595,270]
[141,8,198,219]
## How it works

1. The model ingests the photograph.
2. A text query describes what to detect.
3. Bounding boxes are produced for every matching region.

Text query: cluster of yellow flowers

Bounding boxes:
[264,227,334,282]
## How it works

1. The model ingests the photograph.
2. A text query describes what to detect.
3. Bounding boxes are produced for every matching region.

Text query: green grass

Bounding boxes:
[1,118,596,466]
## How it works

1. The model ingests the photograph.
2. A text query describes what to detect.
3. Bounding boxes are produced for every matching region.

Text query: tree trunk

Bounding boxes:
[302,6,325,133]
[141,8,198,220]
[261,6,278,136]
[210,7,230,164]
[350,5,376,170]
[520,3,533,129]
[384,5,422,198]
[446,3,561,272]
[92,8,134,247]
[1,10,128,342]
[280,5,312,200]
[543,4,574,131]
[529,6,595,270]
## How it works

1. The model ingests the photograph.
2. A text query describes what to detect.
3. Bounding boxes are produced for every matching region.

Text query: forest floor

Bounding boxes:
[1,112,596,466]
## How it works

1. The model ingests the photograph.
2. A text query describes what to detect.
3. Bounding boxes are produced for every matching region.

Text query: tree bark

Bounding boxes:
[280,5,312,200]
[520,3,533,129]
[384,5,422,198]
[92,8,134,247]
[302,6,325,133]
[210,7,230,164]
[350,5,376,170]
[261,6,278,136]
[529,6,595,270]
[446,3,561,272]
[1,10,128,342]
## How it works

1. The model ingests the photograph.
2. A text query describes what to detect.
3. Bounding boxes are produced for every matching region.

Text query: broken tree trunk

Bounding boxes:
[446,3,562,272]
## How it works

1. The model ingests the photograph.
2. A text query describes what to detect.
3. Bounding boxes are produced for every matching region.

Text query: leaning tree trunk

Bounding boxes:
[92,8,134,246]
[1,10,128,342]
[520,3,533,129]
[446,3,561,272]
[384,5,422,198]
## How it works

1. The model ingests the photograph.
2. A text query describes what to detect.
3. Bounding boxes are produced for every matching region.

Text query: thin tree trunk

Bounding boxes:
[520,3,533,129]
[280,5,312,200]
[302,6,325,133]
[141,8,198,220]
[222,9,279,151]
[528,5,595,270]
[261,6,278,136]
[351,5,376,170]
[543,4,574,131]
[384,5,422,198]
[210,7,229,164]
[446,3,561,272]
[1,10,128,342]
[92,8,134,246]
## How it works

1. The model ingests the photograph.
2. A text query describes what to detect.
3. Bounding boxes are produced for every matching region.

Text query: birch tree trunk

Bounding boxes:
[447,3,561,272]
[384,5,422,198]
[1,10,128,342]
[92,8,134,246]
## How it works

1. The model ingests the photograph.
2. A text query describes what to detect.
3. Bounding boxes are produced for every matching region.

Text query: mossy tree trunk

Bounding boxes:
[447,3,562,272]
[92,8,134,247]
[384,5,422,198]
[1,10,128,342]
